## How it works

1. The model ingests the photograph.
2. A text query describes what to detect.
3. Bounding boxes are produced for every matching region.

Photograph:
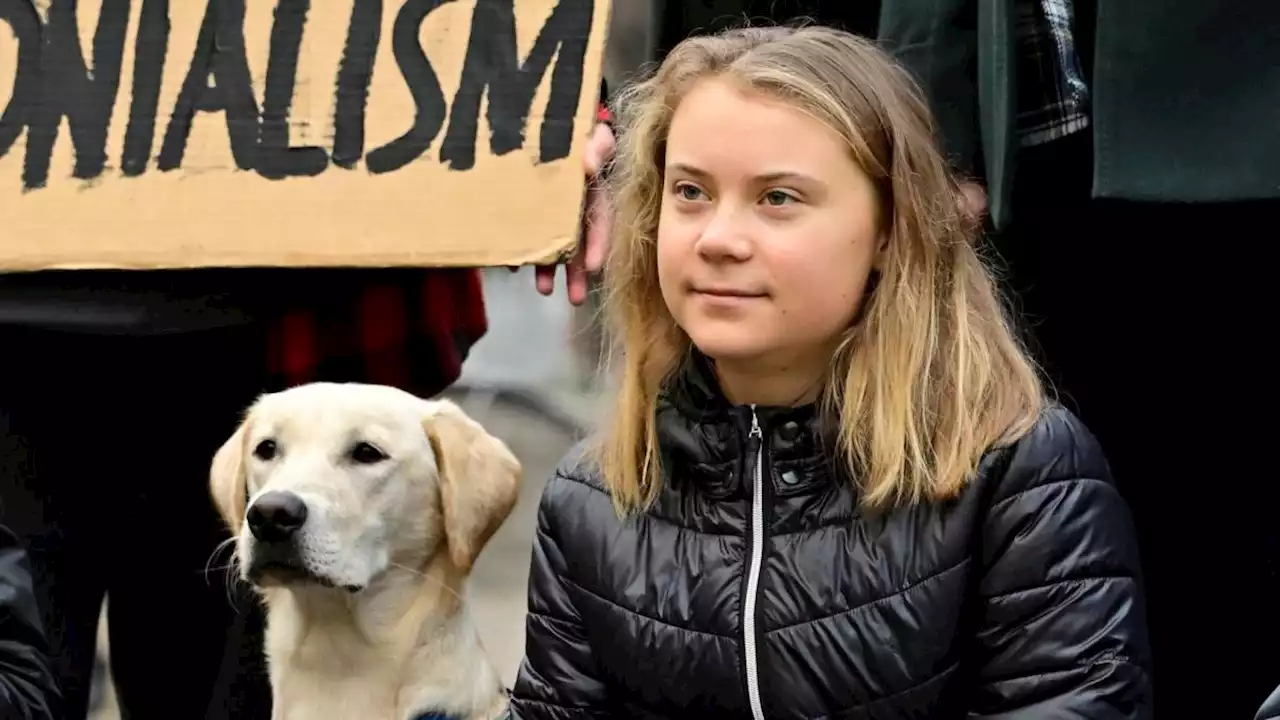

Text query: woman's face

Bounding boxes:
[657,78,883,393]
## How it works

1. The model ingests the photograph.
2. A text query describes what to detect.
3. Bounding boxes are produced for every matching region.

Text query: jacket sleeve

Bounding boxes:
[969,408,1153,719]
[508,473,610,718]
[877,0,981,178]
[1258,683,1280,720]
[0,525,59,720]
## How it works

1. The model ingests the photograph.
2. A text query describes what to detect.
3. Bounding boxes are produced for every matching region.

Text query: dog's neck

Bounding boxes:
[260,552,506,720]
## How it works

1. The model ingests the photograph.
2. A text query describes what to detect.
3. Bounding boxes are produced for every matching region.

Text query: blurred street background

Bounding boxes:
[87,5,660,716]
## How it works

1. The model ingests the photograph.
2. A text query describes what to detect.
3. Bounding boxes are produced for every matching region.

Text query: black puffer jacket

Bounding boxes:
[509,363,1153,719]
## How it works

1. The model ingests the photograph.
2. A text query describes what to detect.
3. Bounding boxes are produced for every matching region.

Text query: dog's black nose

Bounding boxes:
[247,491,309,542]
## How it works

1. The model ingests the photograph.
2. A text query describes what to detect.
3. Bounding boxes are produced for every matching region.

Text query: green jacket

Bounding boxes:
[877,0,1280,228]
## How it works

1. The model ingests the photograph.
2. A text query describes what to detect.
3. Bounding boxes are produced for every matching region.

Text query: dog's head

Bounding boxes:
[209,383,522,592]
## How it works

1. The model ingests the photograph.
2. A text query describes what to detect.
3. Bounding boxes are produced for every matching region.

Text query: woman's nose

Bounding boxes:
[694,208,753,262]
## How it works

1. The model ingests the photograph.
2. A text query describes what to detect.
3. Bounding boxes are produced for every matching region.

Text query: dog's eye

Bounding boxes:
[253,439,278,461]
[349,442,388,465]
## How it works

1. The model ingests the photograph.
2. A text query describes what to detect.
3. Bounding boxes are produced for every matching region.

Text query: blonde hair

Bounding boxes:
[595,24,1045,514]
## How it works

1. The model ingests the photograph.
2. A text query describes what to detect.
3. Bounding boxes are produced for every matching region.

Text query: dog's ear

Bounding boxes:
[210,409,254,533]
[423,400,522,572]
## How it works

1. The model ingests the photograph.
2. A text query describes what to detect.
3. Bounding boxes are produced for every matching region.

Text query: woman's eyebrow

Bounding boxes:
[752,171,819,185]
[667,162,818,186]
[667,162,710,179]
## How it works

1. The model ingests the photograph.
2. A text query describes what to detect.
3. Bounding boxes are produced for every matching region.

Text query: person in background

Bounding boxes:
[0,522,59,719]
[652,0,879,58]
[508,24,1151,717]
[876,0,1280,713]
[0,119,613,720]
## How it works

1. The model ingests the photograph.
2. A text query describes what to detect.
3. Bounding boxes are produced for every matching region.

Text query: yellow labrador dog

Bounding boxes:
[209,382,520,720]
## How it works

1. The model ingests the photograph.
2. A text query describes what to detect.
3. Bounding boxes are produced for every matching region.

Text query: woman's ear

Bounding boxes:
[872,231,890,271]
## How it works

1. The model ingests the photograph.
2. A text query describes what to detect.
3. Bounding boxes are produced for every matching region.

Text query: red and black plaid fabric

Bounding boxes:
[264,268,487,399]
[264,95,610,398]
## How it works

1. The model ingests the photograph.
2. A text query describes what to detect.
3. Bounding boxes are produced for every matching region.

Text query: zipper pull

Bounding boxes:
[749,404,763,440]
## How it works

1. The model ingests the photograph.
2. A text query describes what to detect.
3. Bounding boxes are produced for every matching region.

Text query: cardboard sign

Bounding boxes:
[0,0,610,270]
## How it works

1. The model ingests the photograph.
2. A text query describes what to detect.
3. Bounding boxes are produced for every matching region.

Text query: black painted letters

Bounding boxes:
[1,0,598,189]
[332,0,384,169]
[157,0,259,172]
[440,0,591,170]
[23,0,130,190]
[364,0,453,175]
[257,0,328,179]
[120,0,171,177]
[0,0,41,164]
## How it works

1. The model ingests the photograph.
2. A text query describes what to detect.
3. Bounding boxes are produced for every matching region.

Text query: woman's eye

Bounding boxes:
[253,439,278,461]
[674,183,704,201]
[763,190,796,206]
[349,442,389,465]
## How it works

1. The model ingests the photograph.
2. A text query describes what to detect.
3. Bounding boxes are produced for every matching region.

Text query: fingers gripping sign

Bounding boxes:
[532,121,616,306]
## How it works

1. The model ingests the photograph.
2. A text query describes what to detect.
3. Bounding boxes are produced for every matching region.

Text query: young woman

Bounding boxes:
[508,25,1152,718]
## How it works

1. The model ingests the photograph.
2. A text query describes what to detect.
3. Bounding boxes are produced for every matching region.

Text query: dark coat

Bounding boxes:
[876,0,1280,227]
[508,361,1153,718]
[0,524,59,720]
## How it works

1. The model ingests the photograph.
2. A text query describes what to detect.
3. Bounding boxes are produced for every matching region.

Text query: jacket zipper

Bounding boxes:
[744,405,766,720]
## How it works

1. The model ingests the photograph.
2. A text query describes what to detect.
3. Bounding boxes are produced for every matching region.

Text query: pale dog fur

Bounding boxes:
[209,382,521,720]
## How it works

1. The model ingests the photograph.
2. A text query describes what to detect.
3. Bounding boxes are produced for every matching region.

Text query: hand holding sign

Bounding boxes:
[535,121,614,306]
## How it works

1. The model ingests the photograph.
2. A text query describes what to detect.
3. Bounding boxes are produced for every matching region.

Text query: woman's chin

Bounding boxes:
[687,335,771,365]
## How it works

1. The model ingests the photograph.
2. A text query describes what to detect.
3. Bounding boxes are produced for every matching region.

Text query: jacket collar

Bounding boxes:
[657,353,836,499]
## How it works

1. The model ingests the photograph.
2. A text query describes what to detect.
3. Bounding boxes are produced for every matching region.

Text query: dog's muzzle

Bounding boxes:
[243,491,361,592]
[246,491,314,585]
